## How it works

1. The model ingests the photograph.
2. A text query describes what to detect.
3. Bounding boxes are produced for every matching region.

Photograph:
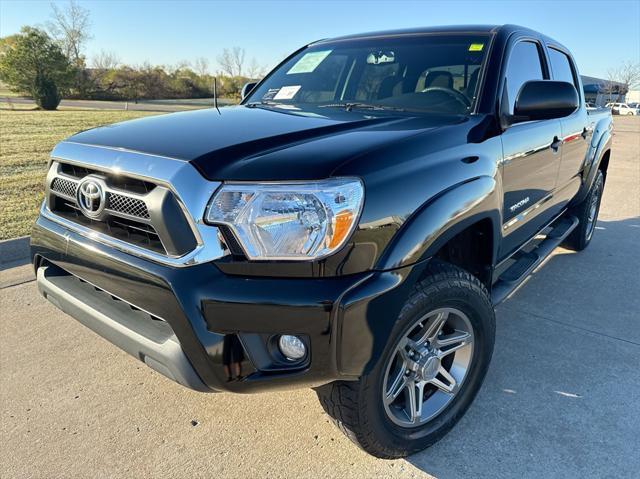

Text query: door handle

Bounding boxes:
[582,125,593,140]
[550,136,562,152]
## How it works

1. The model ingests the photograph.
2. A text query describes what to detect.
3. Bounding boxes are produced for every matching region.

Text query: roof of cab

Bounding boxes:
[316,25,500,43]
[315,24,565,50]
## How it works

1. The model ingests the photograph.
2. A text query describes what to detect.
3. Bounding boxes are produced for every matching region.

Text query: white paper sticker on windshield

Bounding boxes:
[273,85,301,100]
[287,50,332,74]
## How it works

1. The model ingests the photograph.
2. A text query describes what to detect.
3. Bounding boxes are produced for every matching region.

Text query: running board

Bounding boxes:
[491,215,579,306]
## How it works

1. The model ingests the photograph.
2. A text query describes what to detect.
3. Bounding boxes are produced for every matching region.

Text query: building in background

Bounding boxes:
[581,75,628,106]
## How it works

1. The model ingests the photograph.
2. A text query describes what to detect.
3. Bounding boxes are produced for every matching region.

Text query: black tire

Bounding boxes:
[563,170,604,251]
[316,260,495,459]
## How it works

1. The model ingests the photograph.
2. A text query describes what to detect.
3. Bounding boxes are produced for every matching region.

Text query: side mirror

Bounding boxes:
[510,80,578,125]
[241,82,258,101]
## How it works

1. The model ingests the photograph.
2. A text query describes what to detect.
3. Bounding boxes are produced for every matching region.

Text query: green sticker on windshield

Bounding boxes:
[287,50,332,74]
[468,43,484,52]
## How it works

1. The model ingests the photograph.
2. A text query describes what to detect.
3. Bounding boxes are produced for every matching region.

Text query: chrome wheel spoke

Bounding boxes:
[431,366,457,394]
[405,382,426,424]
[435,330,472,357]
[385,364,409,404]
[415,311,448,345]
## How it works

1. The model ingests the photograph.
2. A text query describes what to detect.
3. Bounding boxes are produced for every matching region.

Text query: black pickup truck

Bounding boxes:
[32,24,612,458]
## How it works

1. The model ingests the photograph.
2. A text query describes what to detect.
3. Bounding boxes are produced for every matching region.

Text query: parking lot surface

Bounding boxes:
[1,117,638,479]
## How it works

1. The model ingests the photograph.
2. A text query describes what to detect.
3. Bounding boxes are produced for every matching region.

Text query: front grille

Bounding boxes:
[107,193,150,219]
[51,177,77,198]
[50,174,151,221]
[54,201,165,254]
[47,161,197,256]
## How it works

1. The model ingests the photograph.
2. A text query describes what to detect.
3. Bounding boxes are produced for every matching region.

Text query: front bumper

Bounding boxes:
[32,214,424,393]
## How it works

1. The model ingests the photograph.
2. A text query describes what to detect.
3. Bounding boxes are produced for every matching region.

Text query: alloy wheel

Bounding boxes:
[382,307,474,427]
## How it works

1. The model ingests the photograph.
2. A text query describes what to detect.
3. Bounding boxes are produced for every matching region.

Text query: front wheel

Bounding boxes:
[316,261,495,458]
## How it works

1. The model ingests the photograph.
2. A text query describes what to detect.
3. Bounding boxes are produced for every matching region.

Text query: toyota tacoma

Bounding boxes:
[32,25,613,458]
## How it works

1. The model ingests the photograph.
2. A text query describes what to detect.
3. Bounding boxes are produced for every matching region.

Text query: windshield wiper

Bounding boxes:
[318,102,407,112]
[245,100,282,108]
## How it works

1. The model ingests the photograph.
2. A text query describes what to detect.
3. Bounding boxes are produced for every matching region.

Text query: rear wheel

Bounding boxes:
[563,170,604,251]
[316,261,495,458]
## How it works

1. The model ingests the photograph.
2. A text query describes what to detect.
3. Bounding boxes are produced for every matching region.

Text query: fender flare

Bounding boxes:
[375,175,502,271]
[574,119,613,205]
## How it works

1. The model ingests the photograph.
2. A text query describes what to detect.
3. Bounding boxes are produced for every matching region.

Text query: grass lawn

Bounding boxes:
[0,105,160,239]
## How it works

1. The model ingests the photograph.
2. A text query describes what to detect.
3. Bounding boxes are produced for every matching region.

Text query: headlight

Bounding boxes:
[205,178,364,260]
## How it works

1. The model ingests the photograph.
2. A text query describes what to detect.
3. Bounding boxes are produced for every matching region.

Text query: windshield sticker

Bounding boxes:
[273,85,301,100]
[262,88,280,101]
[468,43,484,52]
[287,50,332,74]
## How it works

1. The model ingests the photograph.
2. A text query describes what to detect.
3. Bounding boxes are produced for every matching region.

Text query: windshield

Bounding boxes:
[246,33,491,115]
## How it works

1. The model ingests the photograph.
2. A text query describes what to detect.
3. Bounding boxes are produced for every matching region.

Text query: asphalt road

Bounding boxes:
[1,117,638,479]
[1,96,234,112]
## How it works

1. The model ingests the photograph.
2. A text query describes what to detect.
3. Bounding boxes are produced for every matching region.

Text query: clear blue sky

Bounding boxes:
[1,0,638,79]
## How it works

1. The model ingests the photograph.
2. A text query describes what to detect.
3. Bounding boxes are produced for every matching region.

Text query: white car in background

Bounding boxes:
[605,102,638,115]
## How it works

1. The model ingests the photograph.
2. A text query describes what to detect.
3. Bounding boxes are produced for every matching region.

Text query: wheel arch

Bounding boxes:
[375,175,501,278]
[573,119,612,206]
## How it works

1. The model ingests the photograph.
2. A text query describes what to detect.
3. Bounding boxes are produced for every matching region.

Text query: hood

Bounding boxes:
[67,105,464,181]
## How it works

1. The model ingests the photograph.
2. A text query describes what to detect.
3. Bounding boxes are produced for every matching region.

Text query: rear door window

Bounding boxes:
[548,48,578,89]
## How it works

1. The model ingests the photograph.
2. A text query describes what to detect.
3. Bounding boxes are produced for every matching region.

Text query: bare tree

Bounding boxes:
[47,0,91,67]
[246,57,266,79]
[92,50,120,70]
[603,70,619,103]
[194,57,210,77]
[611,61,640,90]
[217,47,246,76]
[172,59,191,73]
[604,62,640,103]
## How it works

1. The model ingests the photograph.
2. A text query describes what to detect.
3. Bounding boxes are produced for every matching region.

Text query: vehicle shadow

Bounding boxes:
[404,217,640,479]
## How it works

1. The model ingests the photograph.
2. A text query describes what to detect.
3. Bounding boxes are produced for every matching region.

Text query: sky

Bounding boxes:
[1,0,639,79]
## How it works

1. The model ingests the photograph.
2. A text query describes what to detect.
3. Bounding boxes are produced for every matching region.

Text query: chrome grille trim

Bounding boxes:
[43,141,229,267]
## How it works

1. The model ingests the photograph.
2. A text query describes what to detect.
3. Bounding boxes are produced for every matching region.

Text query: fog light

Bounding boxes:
[278,335,306,360]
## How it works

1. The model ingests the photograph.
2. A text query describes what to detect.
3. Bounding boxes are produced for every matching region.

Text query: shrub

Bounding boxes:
[34,76,62,110]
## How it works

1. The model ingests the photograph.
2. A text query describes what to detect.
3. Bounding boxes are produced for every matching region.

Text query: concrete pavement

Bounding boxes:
[1,117,638,478]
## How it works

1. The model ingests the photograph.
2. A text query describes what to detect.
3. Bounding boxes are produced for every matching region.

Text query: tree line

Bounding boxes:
[0,1,265,109]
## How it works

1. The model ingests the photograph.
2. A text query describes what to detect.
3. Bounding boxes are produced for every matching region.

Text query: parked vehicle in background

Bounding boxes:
[585,101,597,110]
[31,24,613,458]
[606,102,638,115]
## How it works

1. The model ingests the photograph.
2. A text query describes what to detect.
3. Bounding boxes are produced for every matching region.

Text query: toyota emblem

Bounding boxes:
[77,177,106,218]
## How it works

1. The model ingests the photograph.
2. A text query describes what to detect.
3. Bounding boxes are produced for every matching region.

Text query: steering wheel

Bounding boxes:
[420,86,471,110]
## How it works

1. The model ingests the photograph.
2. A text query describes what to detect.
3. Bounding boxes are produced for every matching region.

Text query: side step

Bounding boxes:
[491,215,579,306]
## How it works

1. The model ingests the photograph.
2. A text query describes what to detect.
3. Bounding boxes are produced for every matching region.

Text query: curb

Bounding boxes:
[0,236,30,266]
